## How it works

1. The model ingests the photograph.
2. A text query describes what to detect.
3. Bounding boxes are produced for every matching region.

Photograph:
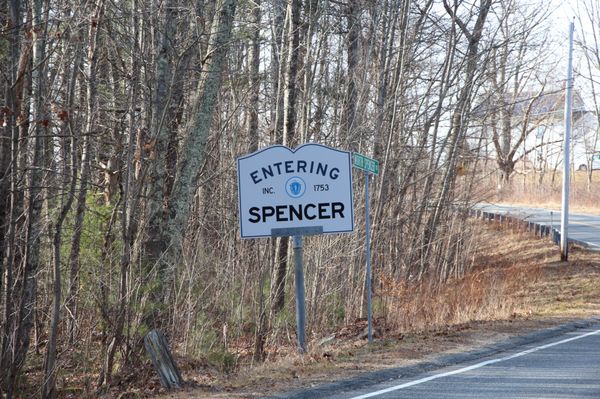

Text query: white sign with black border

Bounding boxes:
[237,144,354,238]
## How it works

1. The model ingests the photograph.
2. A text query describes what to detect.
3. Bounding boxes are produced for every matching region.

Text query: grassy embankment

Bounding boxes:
[155,221,600,399]
[493,170,600,215]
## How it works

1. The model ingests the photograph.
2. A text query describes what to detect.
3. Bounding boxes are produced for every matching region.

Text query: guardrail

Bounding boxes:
[469,209,560,244]
[468,207,600,253]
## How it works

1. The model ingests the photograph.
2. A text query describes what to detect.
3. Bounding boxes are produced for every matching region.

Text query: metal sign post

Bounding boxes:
[272,226,322,354]
[364,171,373,343]
[353,153,379,344]
[292,235,306,353]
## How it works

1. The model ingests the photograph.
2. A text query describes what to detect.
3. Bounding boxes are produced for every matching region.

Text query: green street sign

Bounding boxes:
[353,153,379,175]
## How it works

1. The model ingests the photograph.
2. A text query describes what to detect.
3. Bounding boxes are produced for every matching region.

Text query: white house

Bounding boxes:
[473,89,599,176]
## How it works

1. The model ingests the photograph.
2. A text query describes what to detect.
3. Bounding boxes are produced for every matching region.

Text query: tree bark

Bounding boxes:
[0,0,23,394]
[67,0,105,346]
[342,0,360,148]
[272,0,301,315]
[247,0,261,153]
[163,0,237,300]
[7,0,49,394]
[42,15,82,397]
[139,0,179,311]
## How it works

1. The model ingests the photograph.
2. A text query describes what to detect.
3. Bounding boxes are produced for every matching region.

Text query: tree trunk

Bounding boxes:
[65,45,84,344]
[271,0,286,144]
[247,0,261,153]
[342,0,359,148]
[42,135,77,399]
[272,237,289,314]
[0,0,23,395]
[271,0,301,315]
[67,0,104,345]
[111,0,140,381]
[162,0,237,300]
[42,18,82,398]
[7,0,49,393]
[139,0,179,312]
[422,0,492,266]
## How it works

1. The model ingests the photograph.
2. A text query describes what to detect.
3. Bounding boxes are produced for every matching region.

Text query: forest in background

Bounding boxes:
[2,0,600,397]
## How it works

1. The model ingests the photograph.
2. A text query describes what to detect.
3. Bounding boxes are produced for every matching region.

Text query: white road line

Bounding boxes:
[347,328,600,399]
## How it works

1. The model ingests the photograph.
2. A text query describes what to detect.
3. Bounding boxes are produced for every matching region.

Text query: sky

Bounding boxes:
[549,0,598,108]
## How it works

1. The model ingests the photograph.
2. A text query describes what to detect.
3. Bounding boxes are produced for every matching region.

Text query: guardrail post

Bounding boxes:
[144,330,183,390]
[553,230,560,245]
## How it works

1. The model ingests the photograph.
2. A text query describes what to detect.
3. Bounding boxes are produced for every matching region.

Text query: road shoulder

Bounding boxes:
[264,317,600,399]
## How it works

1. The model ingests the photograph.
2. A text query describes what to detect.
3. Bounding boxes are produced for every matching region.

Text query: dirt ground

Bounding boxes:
[150,224,600,399]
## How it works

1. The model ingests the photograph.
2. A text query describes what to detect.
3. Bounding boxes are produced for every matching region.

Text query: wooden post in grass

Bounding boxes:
[144,330,183,389]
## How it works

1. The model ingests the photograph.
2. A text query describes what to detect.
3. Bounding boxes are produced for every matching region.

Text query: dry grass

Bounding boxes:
[493,170,600,215]
[378,222,594,335]
[156,223,600,399]
[379,256,542,334]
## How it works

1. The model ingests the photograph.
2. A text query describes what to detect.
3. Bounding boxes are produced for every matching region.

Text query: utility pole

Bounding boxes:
[561,20,574,261]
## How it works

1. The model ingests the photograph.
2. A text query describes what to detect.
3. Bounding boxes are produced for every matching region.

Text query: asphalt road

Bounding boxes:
[327,325,600,399]
[265,320,600,399]
[475,203,600,251]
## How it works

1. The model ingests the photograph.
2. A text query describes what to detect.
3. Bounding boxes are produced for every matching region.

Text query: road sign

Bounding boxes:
[237,143,354,239]
[353,152,379,175]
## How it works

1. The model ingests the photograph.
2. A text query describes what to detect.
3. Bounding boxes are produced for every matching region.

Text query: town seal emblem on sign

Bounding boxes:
[286,176,306,198]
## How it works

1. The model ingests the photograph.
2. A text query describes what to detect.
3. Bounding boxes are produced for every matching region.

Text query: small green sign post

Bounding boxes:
[353,153,379,175]
[353,152,379,344]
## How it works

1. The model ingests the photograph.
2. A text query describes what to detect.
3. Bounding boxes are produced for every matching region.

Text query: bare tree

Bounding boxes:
[41,7,84,395]
[272,0,302,315]
[481,0,552,184]
[163,0,238,297]
[2,0,50,394]
[420,0,493,275]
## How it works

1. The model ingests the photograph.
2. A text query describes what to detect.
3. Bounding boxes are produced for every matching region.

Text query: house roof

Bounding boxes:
[472,89,590,122]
